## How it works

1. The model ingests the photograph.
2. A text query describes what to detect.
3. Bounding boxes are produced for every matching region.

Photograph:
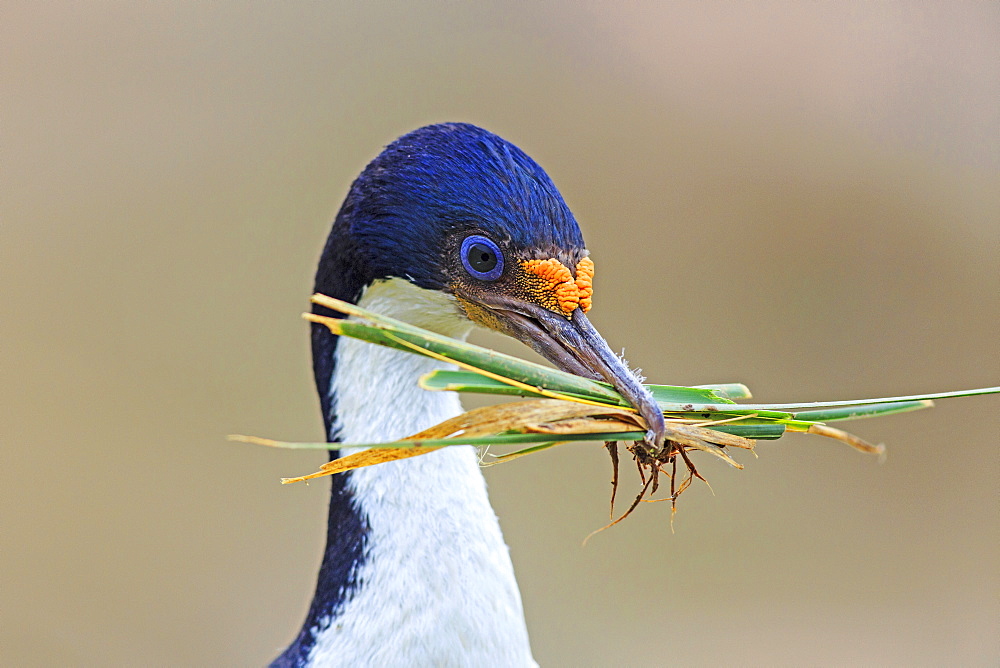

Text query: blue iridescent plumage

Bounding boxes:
[311,123,587,434]
[314,123,585,300]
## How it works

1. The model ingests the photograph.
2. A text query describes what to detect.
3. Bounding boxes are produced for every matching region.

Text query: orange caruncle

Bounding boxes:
[520,257,595,316]
[575,257,594,313]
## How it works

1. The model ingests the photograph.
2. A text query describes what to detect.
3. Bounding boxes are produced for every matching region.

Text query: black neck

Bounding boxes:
[272,221,371,667]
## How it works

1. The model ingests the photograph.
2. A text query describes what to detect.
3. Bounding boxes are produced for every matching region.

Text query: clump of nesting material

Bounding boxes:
[232,294,1000,527]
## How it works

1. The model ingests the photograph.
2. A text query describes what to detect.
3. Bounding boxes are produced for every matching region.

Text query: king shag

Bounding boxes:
[272,123,666,666]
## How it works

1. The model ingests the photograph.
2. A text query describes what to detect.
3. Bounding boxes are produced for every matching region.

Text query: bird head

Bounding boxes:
[314,123,665,446]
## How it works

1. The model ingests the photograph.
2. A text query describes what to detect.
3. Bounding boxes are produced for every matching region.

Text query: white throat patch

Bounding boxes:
[328,278,472,445]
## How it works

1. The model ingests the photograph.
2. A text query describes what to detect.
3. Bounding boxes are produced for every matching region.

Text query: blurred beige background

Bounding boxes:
[3,2,998,666]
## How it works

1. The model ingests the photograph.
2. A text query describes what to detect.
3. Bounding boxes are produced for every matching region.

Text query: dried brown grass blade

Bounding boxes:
[280,399,636,482]
[523,417,643,435]
[281,447,438,483]
[807,424,885,455]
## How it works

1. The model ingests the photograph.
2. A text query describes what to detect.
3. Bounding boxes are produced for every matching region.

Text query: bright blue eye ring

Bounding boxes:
[460,235,504,281]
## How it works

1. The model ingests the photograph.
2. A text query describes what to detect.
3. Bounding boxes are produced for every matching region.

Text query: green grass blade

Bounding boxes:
[330,318,627,404]
[231,430,649,450]
[313,295,620,400]
[721,386,1000,412]
[691,383,753,400]
[418,369,601,401]
[313,295,739,408]
[704,424,786,439]
[421,369,747,410]
[233,420,784,449]
[794,400,933,422]
[485,441,566,464]
[646,384,736,405]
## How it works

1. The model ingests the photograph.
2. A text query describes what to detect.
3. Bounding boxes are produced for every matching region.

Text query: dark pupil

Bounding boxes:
[469,243,497,273]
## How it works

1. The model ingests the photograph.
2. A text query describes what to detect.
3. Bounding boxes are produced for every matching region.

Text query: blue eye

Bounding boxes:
[461,235,504,281]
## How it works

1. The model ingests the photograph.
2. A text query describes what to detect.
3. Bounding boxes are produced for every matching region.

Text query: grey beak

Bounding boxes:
[478,297,667,448]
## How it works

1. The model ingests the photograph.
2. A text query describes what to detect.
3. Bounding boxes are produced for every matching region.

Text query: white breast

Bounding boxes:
[307,278,536,667]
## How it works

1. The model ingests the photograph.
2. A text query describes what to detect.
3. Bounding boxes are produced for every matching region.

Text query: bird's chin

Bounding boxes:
[456,294,667,447]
